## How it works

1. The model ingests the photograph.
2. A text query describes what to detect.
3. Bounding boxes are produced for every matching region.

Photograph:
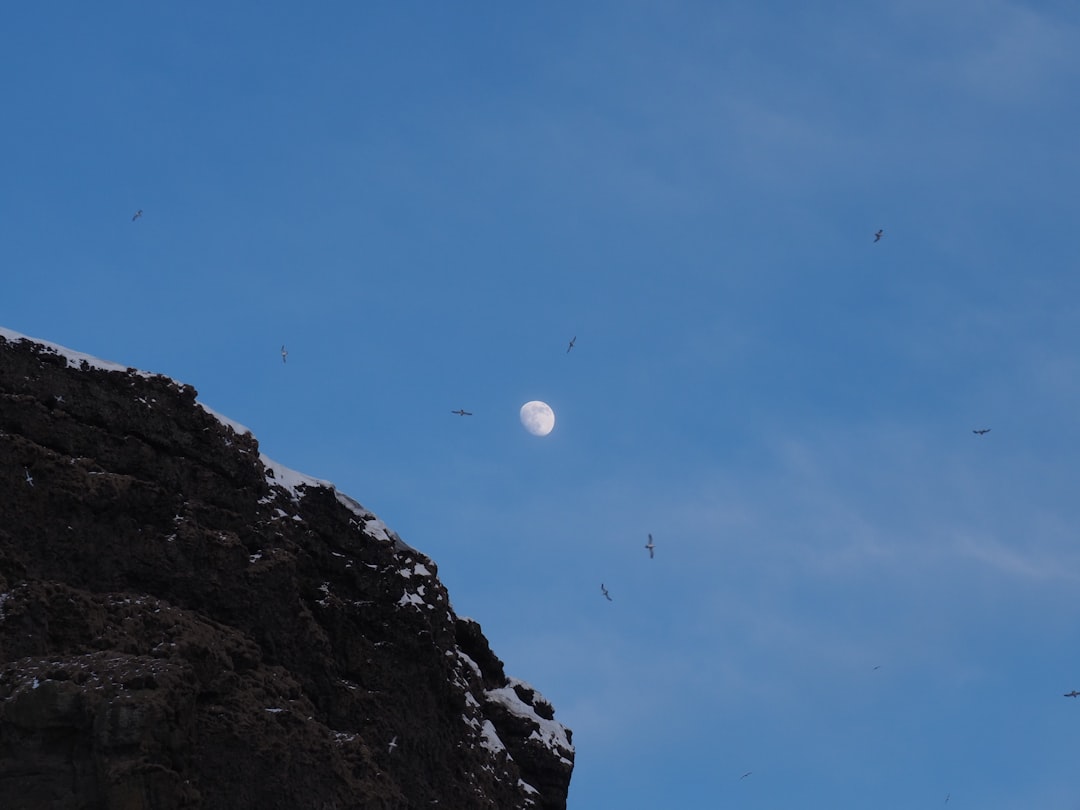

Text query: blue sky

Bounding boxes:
[4,2,1080,807]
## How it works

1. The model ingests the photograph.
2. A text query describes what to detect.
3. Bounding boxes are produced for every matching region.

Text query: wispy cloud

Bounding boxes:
[930,1,1080,103]
[949,526,1080,583]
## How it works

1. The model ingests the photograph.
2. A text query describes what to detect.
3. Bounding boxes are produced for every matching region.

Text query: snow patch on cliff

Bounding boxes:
[0,327,148,376]
[485,678,574,767]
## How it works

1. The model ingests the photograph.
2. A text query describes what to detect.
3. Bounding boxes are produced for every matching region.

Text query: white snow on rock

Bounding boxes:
[397,590,425,608]
[198,402,253,438]
[0,327,149,376]
[479,719,507,755]
[456,650,483,680]
[260,454,412,551]
[485,678,574,766]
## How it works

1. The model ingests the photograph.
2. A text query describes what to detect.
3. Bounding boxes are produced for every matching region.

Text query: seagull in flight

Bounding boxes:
[1065,690,1080,697]
[24,468,34,487]
[740,771,753,780]
[280,345,288,364]
[873,228,883,242]
[132,209,143,221]
[972,428,991,435]
[567,336,576,353]
[645,533,655,558]
[451,409,473,416]
[388,735,398,753]
[600,583,612,602]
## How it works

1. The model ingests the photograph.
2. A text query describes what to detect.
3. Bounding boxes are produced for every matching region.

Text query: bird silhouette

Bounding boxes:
[132,209,143,221]
[451,409,473,416]
[873,229,883,242]
[740,771,752,780]
[645,533,655,559]
[567,336,576,353]
[24,468,34,487]
[600,583,612,601]
[972,428,991,435]
[280,345,288,364]
[1065,690,1080,698]
[388,735,398,753]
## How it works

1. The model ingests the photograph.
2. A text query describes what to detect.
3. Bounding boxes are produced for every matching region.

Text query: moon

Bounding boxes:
[520,400,555,436]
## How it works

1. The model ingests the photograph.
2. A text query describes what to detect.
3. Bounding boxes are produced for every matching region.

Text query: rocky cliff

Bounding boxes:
[0,327,573,810]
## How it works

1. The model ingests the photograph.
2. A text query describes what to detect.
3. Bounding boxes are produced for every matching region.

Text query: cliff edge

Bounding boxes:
[0,327,573,810]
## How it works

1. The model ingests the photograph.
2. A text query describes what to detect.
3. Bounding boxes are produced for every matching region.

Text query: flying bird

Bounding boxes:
[600,583,612,602]
[388,735,398,753]
[945,793,950,804]
[873,229,883,242]
[451,409,473,416]
[24,468,34,487]
[740,771,752,780]
[972,428,991,435]
[567,336,576,353]
[645,533,655,559]
[1065,690,1080,698]
[872,665,881,670]
[280,345,288,364]
[132,209,143,221]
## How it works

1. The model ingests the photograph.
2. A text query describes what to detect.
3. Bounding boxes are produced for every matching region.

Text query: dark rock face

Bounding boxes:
[0,329,573,810]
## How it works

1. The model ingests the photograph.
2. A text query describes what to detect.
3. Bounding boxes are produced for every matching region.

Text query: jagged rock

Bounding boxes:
[0,327,573,810]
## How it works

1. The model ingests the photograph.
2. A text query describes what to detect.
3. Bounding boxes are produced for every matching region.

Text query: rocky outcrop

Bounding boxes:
[0,327,573,810]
